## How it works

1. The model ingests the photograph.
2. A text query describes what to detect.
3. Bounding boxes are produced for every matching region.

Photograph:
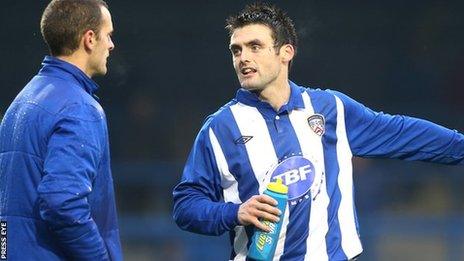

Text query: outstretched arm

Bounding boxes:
[334,91,464,164]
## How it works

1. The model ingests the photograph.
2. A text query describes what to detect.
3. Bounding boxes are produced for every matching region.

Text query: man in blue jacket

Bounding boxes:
[0,0,122,260]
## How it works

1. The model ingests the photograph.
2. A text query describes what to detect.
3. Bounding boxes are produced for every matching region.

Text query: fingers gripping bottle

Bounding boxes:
[247,178,288,261]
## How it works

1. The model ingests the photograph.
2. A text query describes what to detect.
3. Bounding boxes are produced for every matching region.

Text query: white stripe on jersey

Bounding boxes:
[289,92,330,261]
[233,226,248,261]
[209,128,241,204]
[334,96,363,258]
[273,202,290,261]
[229,103,279,259]
[229,103,278,192]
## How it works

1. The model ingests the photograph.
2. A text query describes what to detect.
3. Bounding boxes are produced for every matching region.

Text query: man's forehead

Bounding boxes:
[230,24,273,44]
[101,6,113,30]
[101,6,111,19]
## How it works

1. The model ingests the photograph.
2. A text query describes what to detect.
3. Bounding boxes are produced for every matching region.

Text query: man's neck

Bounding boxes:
[255,77,291,112]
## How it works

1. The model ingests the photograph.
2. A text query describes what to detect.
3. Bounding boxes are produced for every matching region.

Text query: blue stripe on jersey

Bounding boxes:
[244,225,255,259]
[229,230,236,259]
[258,110,302,161]
[258,112,311,260]
[212,106,259,257]
[310,90,347,260]
[281,200,312,260]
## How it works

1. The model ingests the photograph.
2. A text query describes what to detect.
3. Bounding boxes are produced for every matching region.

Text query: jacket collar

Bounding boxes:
[235,81,305,113]
[38,56,99,95]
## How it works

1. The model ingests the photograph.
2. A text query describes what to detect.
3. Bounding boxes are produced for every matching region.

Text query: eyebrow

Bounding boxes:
[229,43,239,50]
[229,39,264,50]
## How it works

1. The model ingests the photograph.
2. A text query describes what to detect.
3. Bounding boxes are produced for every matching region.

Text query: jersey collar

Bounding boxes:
[235,81,305,113]
[38,56,100,96]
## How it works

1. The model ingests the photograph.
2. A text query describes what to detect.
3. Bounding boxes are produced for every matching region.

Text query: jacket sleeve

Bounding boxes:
[172,120,240,236]
[37,104,109,260]
[333,91,464,164]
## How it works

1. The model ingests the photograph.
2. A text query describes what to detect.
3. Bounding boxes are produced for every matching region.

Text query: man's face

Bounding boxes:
[229,24,284,91]
[89,6,114,77]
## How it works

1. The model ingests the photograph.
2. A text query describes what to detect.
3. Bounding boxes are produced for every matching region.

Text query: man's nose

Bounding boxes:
[239,49,251,63]
[109,38,115,51]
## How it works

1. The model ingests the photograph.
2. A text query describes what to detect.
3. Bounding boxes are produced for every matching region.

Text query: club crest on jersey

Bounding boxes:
[307,114,325,136]
[267,156,323,206]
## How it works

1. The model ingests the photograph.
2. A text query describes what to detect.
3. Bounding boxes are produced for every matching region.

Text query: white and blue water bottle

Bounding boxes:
[247,178,288,261]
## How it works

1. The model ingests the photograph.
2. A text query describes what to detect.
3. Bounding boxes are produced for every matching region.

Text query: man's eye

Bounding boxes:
[251,45,261,51]
[231,49,241,56]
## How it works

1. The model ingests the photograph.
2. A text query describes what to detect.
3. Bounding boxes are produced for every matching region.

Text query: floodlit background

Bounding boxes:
[1,1,464,260]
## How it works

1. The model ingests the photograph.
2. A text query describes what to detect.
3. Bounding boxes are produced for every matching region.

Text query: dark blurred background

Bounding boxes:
[2,1,464,260]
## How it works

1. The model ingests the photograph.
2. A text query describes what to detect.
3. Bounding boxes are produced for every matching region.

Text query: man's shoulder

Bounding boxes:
[296,83,337,96]
[17,75,104,119]
[291,82,366,116]
[293,82,346,102]
[296,84,368,116]
[201,99,239,128]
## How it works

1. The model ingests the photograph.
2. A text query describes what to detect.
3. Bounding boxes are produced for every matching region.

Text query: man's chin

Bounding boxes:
[93,67,108,77]
[240,81,262,91]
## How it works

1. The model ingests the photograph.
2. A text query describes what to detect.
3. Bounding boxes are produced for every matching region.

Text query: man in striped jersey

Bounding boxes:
[172,3,464,260]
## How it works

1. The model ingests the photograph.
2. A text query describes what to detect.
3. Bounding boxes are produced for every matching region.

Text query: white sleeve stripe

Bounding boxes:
[334,96,363,257]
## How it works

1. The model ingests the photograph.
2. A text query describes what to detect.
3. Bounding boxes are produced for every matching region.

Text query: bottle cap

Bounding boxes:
[267,178,288,194]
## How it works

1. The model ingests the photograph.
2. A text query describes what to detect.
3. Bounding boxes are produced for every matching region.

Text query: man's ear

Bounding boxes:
[280,44,295,64]
[82,29,97,52]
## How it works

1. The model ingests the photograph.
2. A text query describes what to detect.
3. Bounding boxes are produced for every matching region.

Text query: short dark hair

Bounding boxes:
[40,0,108,56]
[225,3,298,57]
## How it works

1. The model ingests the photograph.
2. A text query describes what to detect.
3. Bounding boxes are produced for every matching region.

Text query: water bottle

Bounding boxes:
[247,178,288,261]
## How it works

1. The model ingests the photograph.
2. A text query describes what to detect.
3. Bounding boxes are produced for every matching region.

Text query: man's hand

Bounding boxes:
[237,194,282,232]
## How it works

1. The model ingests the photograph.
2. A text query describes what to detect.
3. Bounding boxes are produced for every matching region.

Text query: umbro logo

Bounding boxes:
[235,136,253,144]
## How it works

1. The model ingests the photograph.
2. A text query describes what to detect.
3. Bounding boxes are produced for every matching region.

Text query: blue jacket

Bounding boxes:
[0,56,122,260]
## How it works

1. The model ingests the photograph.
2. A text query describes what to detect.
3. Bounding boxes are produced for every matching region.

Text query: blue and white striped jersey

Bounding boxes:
[173,81,464,260]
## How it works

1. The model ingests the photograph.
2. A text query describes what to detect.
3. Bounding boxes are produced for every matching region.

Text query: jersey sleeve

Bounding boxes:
[37,104,110,260]
[172,118,240,236]
[332,91,464,164]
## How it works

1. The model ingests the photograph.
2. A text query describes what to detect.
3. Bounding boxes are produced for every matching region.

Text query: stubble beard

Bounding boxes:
[238,72,265,91]
[240,81,263,91]
[239,72,280,94]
